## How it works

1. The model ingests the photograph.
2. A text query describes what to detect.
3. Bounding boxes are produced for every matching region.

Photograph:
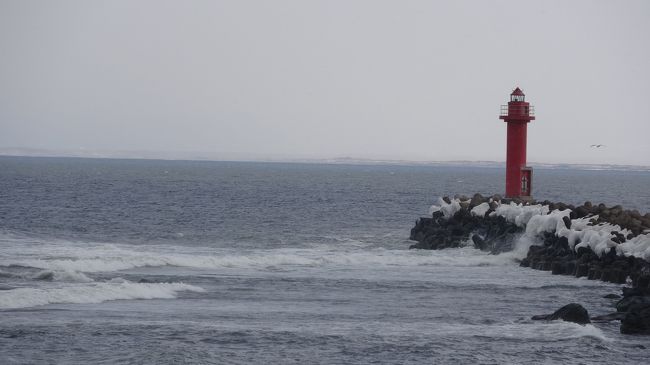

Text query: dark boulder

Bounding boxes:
[587,266,602,280]
[470,193,485,208]
[636,275,650,289]
[471,234,487,251]
[551,261,567,275]
[620,303,650,335]
[575,205,589,219]
[616,295,650,313]
[622,287,650,298]
[531,303,591,324]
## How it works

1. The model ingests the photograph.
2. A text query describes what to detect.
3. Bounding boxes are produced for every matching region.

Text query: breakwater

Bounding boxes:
[410,193,650,334]
[410,193,650,287]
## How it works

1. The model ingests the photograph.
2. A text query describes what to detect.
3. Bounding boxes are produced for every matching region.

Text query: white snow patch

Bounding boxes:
[487,201,650,260]
[471,202,490,217]
[491,202,550,227]
[437,197,462,219]
[617,234,650,261]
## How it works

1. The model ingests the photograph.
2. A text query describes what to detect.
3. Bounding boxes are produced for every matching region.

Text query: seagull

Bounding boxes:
[590,144,606,148]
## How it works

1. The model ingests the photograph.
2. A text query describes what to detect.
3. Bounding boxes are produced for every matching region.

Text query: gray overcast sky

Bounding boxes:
[1,0,649,165]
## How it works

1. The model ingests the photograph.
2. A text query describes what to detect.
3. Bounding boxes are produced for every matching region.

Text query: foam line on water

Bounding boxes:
[0,231,528,273]
[1,243,525,274]
[480,321,612,342]
[393,321,612,342]
[0,281,205,309]
[31,270,94,283]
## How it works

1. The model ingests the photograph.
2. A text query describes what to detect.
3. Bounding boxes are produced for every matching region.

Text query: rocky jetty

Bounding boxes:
[409,194,521,253]
[520,232,650,286]
[410,193,650,334]
[410,193,650,288]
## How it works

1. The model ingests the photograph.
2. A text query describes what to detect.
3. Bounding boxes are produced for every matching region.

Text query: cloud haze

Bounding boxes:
[1,0,649,165]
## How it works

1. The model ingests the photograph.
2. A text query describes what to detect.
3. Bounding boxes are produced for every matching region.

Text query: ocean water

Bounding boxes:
[1,156,649,364]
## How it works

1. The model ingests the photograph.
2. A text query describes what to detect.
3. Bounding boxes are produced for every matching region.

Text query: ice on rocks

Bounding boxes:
[431,196,650,261]
[470,202,490,217]
[438,197,462,219]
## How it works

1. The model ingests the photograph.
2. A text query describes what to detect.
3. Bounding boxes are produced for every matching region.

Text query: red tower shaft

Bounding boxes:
[499,88,535,199]
[505,122,528,197]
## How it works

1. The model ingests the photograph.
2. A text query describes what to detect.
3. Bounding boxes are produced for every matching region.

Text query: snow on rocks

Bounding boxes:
[411,194,650,289]
[429,195,650,261]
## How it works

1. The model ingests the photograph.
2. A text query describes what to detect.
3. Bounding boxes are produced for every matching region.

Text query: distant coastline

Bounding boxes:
[1,148,649,172]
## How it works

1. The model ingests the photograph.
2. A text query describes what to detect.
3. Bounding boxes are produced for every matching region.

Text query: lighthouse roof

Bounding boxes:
[511,87,525,96]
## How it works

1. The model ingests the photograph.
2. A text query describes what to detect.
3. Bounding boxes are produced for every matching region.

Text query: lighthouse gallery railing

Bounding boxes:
[500,105,535,117]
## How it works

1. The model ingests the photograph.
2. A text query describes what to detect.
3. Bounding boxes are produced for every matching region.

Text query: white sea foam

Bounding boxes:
[31,270,94,283]
[388,320,611,342]
[481,321,611,342]
[333,247,520,268]
[0,232,523,275]
[428,204,441,215]
[0,281,205,309]
[6,247,520,273]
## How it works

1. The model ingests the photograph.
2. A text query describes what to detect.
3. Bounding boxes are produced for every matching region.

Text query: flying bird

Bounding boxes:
[590,144,606,148]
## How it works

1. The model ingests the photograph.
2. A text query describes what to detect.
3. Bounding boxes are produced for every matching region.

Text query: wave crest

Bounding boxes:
[2,245,523,274]
[0,281,205,309]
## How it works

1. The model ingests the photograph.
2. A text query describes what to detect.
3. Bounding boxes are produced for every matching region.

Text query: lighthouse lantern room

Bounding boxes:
[499,87,535,199]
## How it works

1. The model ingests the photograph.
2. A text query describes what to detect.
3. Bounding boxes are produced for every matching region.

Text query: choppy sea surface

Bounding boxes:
[1,156,649,364]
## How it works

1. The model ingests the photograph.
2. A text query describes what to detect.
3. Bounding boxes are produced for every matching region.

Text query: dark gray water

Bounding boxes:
[1,156,649,364]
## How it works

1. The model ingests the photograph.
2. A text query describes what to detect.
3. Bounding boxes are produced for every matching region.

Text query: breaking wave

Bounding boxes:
[31,270,94,283]
[0,281,205,309]
[1,243,523,274]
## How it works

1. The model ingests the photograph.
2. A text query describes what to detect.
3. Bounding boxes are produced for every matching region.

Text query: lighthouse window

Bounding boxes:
[511,95,525,102]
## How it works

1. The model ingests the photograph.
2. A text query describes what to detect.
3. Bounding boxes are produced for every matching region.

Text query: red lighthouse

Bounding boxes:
[499,87,535,199]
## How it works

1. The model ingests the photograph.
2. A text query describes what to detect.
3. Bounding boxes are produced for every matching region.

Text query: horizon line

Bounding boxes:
[1,148,649,172]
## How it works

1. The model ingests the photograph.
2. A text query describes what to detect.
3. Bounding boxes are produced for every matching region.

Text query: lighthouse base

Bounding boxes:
[508,195,534,202]
[505,166,533,200]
